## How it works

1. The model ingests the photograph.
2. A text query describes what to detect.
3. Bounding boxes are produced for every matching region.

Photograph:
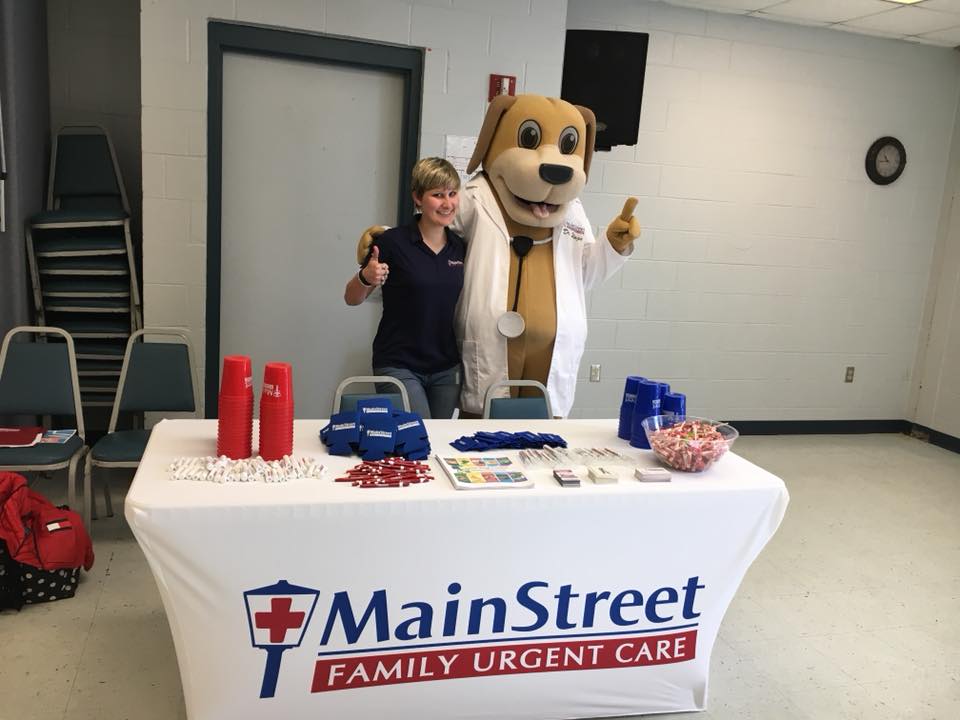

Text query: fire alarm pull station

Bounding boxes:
[488,74,517,102]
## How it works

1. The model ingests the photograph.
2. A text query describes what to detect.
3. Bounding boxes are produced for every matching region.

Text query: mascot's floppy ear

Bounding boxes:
[466,94,518,174]
[575,104,596,178]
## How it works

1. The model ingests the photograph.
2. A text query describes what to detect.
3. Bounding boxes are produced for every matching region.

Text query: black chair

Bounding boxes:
[482,380,553,419]
[0,326,88,510]
[84,328,199,526]
[332,375,411,414]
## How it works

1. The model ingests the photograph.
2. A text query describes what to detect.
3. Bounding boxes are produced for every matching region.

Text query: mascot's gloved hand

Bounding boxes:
[356,225,390,265]
[605,197,641,254]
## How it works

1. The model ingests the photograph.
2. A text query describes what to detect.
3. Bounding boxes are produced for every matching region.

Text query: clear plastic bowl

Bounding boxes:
[640,415,739,472]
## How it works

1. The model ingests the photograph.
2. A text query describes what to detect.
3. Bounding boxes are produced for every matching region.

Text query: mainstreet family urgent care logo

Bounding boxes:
[244,575,705,697]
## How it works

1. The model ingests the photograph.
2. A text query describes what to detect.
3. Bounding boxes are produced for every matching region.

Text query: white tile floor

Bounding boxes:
[1,433,958,720]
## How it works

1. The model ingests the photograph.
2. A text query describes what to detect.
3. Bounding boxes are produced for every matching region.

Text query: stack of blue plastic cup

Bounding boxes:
[654,381,670,403]
[662,391,686,417]
[618,375,646,440]
[629,379,662,449]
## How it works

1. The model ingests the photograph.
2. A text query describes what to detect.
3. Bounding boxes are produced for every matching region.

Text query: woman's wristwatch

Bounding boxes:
[357,267,372,287]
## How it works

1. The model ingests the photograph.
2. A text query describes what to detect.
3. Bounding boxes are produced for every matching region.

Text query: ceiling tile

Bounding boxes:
[915,23,960,42]
[919,0,960,15]
[753,0,894,24]
[842,5,960,33]
[753,11,829,28]
[664,0,783,10]
[660,0,960,45]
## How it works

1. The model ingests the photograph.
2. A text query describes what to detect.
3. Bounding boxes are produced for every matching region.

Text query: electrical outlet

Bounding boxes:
[589,364,601,382]
[845,366,855,383]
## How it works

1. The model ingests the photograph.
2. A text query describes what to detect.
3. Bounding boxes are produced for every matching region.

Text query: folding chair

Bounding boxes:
[84,328,199,527]
[482,380,553,419]
[0,326,88,511]
[332,376,411,414]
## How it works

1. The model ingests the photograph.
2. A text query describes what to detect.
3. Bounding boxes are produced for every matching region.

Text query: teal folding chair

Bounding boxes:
[84,328,199,526]
[0,326,88,510]
[333,375,411,414]
[482,380,553,419]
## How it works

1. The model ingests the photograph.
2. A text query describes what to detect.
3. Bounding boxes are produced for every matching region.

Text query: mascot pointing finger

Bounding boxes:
[359,94,641,417]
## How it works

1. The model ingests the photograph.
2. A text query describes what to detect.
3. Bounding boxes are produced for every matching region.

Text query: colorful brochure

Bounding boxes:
[38,429,77,444]
[437,455,534,490]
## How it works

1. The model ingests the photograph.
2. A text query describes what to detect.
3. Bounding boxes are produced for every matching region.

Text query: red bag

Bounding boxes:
[0,471,93,576]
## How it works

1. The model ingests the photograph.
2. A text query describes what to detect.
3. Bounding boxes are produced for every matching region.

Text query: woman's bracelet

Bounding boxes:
[357,267,372,287]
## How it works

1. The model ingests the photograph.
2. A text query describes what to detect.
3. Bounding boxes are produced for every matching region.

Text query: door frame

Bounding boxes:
[206,21,423,415]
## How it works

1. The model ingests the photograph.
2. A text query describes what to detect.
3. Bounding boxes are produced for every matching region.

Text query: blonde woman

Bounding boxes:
[345,158,465,419]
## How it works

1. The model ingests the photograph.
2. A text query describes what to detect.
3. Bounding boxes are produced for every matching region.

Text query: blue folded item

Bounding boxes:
[449,430,567,451]
[356,397,394,423]
[403,445,431,461]
[394,411,427,446]
[319,406,430,460]
[320,413,360,456]
[538,433,565,447]
[358,414,398,461]
[394,412,430,457]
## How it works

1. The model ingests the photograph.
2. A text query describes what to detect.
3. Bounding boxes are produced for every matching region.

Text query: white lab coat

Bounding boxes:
[453,174,630,417]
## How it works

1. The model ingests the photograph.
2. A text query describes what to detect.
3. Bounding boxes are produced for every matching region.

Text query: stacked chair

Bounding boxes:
[25,125,142,429]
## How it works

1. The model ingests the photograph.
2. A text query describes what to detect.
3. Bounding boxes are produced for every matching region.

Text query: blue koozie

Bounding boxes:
[322,412,360,456]
[662,392,686,416]
[629,379,660,449]
[618,375,647,440]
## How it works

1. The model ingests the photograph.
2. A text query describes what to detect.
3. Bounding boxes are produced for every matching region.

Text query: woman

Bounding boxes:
[344,157,465,419]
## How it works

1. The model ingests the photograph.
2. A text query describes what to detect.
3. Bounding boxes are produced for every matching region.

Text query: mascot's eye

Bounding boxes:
[558,126,579,155]
[518,120,541,149]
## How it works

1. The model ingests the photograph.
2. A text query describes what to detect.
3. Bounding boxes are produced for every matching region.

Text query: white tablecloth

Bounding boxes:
[125,419,788,720]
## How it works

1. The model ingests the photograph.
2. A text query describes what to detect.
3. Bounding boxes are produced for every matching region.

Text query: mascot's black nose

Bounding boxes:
[539,163,573,185]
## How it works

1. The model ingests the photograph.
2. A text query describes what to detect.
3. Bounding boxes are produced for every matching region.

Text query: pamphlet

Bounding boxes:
[39,429,77,444]
[0,426,44,448]
[437,455,534,490]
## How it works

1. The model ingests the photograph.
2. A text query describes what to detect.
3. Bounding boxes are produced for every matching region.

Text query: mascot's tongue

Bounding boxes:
[530,201,556,218]
[514,193,558,218]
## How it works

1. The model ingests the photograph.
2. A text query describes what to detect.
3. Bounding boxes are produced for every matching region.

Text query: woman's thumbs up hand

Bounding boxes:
[360,245,389,286]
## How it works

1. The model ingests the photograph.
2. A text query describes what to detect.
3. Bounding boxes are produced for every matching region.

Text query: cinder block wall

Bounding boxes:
[139,0,570,411]
[140,0,960,425]
[568,0,960,422]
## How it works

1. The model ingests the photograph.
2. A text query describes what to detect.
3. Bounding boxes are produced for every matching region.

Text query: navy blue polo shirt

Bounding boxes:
[369,220,466,374]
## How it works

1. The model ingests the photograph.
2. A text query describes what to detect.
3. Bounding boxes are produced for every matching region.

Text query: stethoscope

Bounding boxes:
[497,236,534,339]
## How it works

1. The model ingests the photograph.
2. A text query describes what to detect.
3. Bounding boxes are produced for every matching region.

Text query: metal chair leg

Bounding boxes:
[103,478,114,517]
[69,450,81,511]
[83,451,94,528]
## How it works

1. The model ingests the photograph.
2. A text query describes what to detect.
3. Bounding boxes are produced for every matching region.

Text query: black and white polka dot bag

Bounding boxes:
[1,541,80,609]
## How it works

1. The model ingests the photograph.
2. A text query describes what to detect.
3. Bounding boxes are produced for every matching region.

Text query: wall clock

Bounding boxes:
[865,136,906,185]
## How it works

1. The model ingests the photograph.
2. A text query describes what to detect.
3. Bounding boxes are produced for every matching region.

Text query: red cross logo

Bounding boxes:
[254,597,306,643]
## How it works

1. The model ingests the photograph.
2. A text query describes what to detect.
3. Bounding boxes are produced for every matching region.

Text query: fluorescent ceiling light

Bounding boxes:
[882,0,927,5]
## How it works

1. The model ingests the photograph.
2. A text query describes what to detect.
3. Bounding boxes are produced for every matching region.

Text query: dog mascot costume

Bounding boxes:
[359,94,640,417]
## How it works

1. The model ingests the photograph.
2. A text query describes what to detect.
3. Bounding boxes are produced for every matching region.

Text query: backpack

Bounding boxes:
[0,471,94,610]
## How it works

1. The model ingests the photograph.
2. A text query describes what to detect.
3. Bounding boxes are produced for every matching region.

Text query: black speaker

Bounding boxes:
[561,30,649,151]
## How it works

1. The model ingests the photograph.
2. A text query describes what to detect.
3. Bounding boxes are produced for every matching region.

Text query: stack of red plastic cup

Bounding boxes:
[217,355,254,459]
[259,361,294,461]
